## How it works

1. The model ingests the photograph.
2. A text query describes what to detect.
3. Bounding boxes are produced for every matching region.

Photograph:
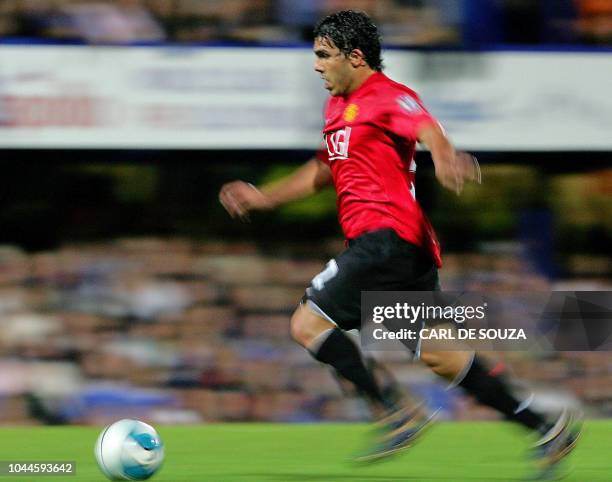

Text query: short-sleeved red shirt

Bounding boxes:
[317,72,442,267]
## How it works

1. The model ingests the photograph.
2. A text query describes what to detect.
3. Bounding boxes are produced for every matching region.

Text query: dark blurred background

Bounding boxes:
[0,0,610,427]
[1,0,612,46]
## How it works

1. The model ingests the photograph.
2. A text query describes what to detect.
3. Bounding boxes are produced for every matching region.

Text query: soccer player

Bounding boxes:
[220,10,580,475]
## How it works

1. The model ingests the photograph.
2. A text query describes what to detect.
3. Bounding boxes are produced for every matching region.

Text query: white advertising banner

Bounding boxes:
[0,46,610,150]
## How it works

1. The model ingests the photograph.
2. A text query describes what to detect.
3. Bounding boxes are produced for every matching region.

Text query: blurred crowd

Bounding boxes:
[0,237,610,426]
[0,0,611,46]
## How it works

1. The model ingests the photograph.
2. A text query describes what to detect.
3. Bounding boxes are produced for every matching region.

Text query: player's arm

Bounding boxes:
[417,123,480,194]
[219,157,332,219]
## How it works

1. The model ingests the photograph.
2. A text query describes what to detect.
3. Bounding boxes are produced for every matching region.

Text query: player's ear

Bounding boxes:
[349,49,367,68]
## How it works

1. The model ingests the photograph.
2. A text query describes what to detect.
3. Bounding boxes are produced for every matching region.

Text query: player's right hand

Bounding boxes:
[219,181,273,221]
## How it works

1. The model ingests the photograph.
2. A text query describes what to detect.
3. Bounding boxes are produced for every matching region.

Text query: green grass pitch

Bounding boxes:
[0,421,609,481]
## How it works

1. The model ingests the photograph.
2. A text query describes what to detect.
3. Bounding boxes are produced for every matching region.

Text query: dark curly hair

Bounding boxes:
[313,10,383,72]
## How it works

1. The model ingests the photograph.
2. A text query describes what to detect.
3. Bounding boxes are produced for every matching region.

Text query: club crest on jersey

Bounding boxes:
[343,103,359,122]
[325,127,351,161]
[397,95,423,114]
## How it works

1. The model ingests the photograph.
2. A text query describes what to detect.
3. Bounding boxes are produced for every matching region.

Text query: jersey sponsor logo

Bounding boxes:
[325,127,352,161]
[342,103,359,122]
[397,95,423,114]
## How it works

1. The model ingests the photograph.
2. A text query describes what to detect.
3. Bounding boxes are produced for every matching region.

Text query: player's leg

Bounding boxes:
[290,302,393,418]
[363,231,578,465]
[292,298,436,462]
[302,230,439,460]
[419,348,582,476]
[420,349,550,431]
[404,239,560,436]
[294,236,415,420]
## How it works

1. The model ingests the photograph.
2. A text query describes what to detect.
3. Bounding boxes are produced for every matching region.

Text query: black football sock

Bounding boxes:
[310,328,394,411]
[458,356,548,433]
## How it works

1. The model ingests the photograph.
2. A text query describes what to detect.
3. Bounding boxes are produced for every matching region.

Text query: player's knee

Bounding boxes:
[420,351,446,376]
[290,307,313,347]
[290,303,336,348]
[421,351,472,380]
[430,362,455,379]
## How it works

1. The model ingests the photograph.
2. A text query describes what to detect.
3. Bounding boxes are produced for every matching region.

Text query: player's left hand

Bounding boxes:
[454,151,481,193]
[436,152,481,194]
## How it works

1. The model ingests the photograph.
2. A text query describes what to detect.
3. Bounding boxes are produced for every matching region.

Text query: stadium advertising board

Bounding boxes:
[0,46,610,150]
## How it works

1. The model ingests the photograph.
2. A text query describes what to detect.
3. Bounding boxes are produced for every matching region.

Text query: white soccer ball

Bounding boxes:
[94,419,164,480]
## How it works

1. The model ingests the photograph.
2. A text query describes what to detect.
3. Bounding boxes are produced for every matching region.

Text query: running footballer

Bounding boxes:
[219,10,580,478]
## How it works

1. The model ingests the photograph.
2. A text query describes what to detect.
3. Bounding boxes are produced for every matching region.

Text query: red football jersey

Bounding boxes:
[317,72,442,267]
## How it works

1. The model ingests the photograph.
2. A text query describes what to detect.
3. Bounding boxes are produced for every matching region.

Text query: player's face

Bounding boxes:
[313,37,353,96]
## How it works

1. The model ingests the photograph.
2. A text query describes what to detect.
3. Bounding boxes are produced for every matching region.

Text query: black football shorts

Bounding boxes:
[303,229,440,331]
